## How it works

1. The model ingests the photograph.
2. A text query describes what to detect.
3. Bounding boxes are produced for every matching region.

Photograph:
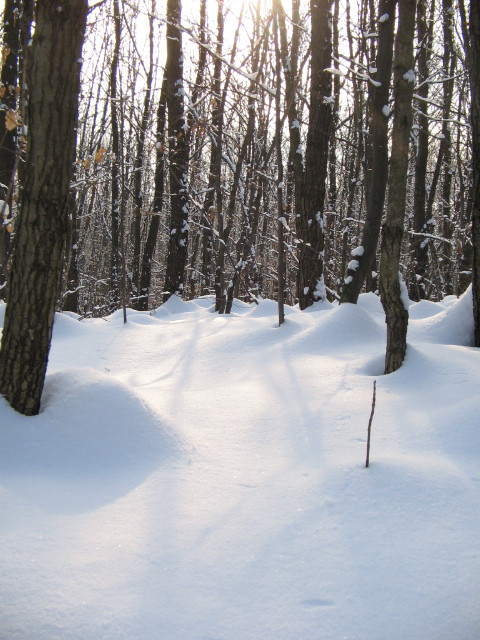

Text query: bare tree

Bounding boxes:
[468,0,480,345]
[0,0,88,415]
[340,0,397,304]
[163,0,189,301]
[380,0,416,373]
[296,0,333,310]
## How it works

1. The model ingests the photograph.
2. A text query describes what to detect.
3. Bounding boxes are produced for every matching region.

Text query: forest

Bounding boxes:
[0,2,479,637]
[0,0,479,416]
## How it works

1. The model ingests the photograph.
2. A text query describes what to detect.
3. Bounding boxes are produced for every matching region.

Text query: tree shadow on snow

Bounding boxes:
[0,368,184,514]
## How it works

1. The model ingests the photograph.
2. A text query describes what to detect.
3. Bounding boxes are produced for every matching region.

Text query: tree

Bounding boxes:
[409,0,435,301]
[109,0,122,312]
[137,76,168,311]
[340,0,397,304]
[131,0,155,309]
[379,0,416,373]
[296,0,333,310]
[0,0,88,415]
[163,0,189,301]
[469,0,480,345]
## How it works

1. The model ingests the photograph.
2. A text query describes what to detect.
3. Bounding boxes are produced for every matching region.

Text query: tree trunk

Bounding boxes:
[201,0,224,296]
[340,0,397,304]
[109,0,121,312]
[470,0,480,345]
[380,0,416,374]
[409,0,434,301]
[137,76,168,311]
[274,5,286,325]
[131,0,155,308]
[163,0,189,301]
[297,0,333,310]
[0,0,87,415]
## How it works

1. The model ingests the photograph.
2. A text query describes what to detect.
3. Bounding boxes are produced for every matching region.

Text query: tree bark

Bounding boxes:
[470,0,480,345]
[409,0,434,301]
[340,0,397,304]
[131,0,155,308]
[137,76,168,311]
[201,0,224,296]
[109,0,121,312]
[274,5,286,325]
[379,0,416,374]
[0,0,87,415]
[297,0,333,310]
[163,0,189,301]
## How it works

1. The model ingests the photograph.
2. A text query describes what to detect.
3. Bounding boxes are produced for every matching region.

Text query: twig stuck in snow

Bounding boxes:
[365,380,376,468]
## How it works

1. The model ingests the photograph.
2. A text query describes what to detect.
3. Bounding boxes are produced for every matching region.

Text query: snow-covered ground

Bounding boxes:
[0,289,479,640]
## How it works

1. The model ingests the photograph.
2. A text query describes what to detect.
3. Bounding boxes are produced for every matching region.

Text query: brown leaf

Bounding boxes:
[1,46,11,67]
[5,109,19,131]
[94,147,106,164]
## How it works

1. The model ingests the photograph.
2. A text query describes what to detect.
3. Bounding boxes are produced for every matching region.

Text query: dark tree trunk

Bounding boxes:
[0,0,87,415]
[201,0,224,296]
[137,76,168,311]
[409,0,434,301]
[297,0,333,310]
[163,0,189,301]
[439,0,456,296]
[276,0,303,237]
[109,0,121,312]
[340,0,397,304]
[223,1,267,314]
[62,190,80,313]
[380,0,416,374]
[131,1,155,309]
[274,5,285,325]
[470,0,480,345]
[325,0,340,295]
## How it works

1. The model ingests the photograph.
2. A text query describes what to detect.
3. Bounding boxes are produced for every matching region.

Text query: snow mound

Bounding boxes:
[409,299,445,319]
[409,286,474,346]
[308,302,385,352]
[51,310,90,340]
[357,291,384,317]
[0,368,182,512]
[153,294,202,317]
[245,298,298,319]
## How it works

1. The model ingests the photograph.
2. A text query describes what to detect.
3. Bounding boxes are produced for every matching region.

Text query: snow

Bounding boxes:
[351,245,365,257]
[403,69,416,83]
[347,259,360,271]
[1,290,480,640]
[382,104,391,117]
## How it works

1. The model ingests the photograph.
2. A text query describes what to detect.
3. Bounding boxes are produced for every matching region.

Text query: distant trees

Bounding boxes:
[0,0,21,295]
[0,0,88,415]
